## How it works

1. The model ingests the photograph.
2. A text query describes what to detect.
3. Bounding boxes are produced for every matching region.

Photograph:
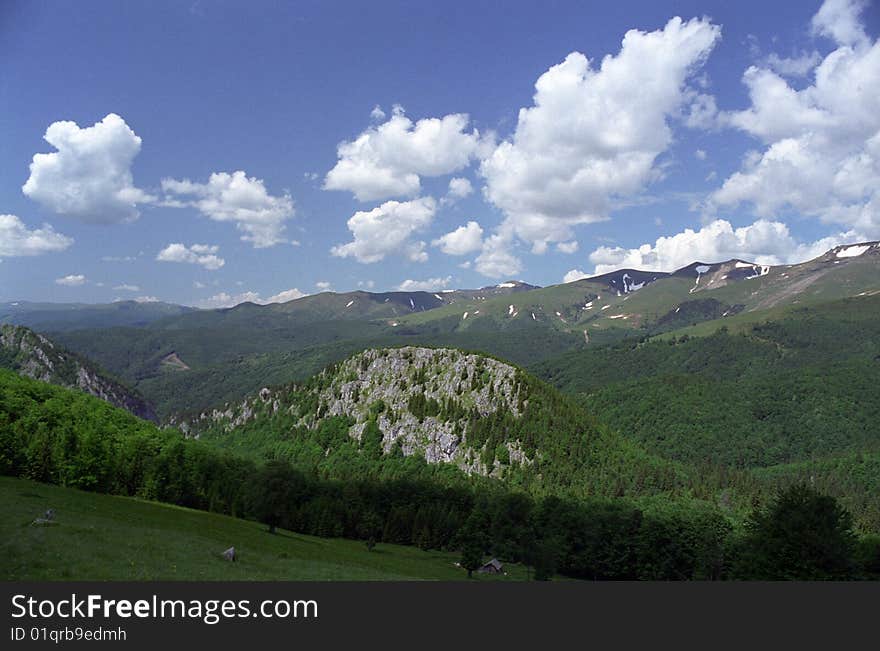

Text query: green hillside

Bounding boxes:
[535,295,880,466]
[2,356,877,579]
[0,324,156,421]
[0,476,526,581]
[0,368,734,580]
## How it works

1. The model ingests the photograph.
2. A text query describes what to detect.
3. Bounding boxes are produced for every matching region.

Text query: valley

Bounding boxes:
[2,242,880,580]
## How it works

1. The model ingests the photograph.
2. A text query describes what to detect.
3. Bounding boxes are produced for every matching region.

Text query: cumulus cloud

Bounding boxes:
[331,197,436,263]
[442,177,474,205]
[474,232,522,278]
[162,171,294,248]
[264,288,307,303]
[324,107,487,202]
[709,1,880,237]
[316,281,333,291]
[432,221,484,256]
[55,274,86,286]
[22,114,152,223]
[395,276,453,292]
[0,214,72,258]
[587,219,865,274]
[811,0,869,48]
[479,17,721,252]
[156,243,225,270]
[562,269,589,283]
[557,240,579,254]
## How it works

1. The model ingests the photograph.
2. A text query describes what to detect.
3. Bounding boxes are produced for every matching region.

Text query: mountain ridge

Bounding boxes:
[15,239,880,422]
[0,324,157,421]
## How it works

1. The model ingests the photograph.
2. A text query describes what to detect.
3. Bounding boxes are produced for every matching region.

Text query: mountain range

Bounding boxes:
[3,241,875,420]
[2,242,879,580]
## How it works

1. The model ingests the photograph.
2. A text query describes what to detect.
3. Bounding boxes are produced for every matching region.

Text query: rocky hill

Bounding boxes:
[182,347,533,476]
[0,324,157,422]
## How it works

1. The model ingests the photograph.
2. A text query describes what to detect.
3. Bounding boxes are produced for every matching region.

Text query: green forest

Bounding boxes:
[2,366,878,580]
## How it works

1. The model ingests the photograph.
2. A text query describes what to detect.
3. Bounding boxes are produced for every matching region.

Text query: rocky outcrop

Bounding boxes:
[184,347,534,476]
[0,324,157,422]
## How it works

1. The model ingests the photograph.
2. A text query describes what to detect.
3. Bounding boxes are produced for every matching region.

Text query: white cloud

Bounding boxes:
[156,243,225,270]
[324,108,486,201]
[0,214,72,257]
[162,171,294,248]
[557,240,579,254]
[357,280,375,289]
[432,220,484,255]
[331,197,436,263]
[315,281,333,291]
[442,177,474,205]
[22,114,152,223]
[193,281,206,289]
[695,149,707,160]
[55,274,86,286]
[709,3,880,237]
[113,283,140,292]
[198,287,306,308]
[370,105,386,121]
[479,17,721,251]
[265,288,307,303]
[811,0,869,48]
[587,219,865,274]
[134,295,159,303]
[563,269,589,283]
[395,276,453,292]
[474,232,522,278]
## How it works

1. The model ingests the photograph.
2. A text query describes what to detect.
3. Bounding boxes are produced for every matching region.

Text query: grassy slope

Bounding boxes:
[0,476,530,581]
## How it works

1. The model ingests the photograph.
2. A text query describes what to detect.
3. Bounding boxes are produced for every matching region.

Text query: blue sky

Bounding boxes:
[1,0,878,306]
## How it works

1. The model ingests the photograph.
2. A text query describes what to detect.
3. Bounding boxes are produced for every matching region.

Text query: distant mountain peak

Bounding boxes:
[575,268,668,294]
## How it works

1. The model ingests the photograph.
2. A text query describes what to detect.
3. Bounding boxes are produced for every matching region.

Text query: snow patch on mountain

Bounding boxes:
[836,244,870,258]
